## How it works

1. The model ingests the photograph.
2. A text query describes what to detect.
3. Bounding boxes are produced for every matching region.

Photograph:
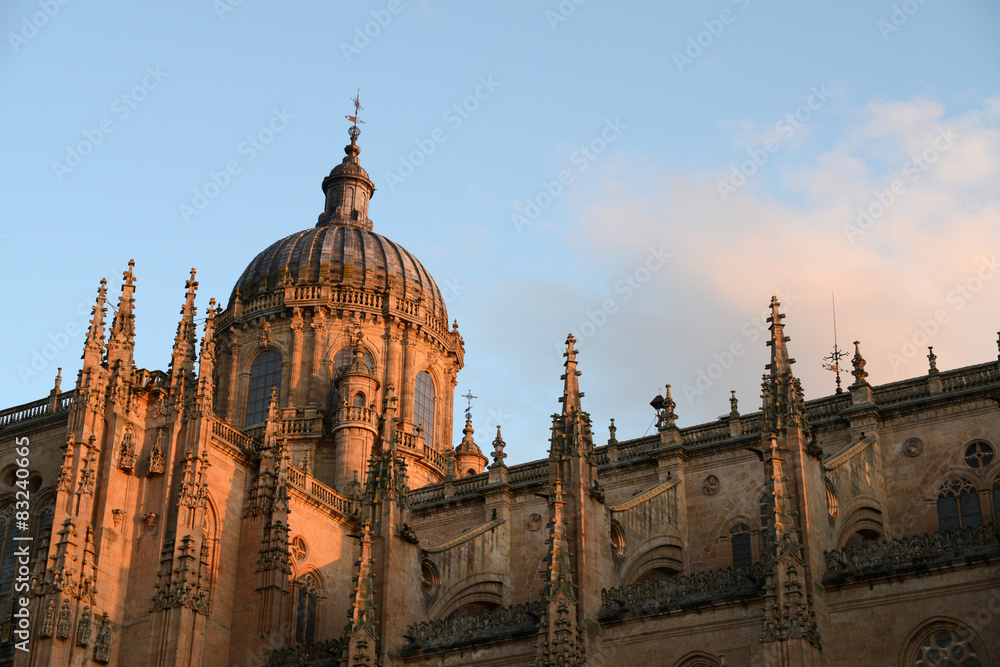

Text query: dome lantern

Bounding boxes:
[318,93,375,230]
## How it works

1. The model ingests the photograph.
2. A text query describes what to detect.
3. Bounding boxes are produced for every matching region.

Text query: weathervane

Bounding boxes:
[822,291,847,393]
[345,89,364,143]
[462,390,477,421]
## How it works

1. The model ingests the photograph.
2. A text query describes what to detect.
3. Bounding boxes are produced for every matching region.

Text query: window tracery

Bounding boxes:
[937,479,981,532]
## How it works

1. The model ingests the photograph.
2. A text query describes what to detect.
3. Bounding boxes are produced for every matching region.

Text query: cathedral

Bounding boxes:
[1,117,999,667]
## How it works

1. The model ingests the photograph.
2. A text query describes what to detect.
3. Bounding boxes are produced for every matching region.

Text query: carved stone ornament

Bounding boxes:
[56,600,72,639]
[702,474,721,495]
[527,513,543,532]
[902,437,923,458]
[144,513,158,532]
[76,605,92,646]
[112,509,125,528]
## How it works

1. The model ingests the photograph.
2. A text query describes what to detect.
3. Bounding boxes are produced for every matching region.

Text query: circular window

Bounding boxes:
[915,629,982,666]
[610,521,627,559]
[964,441,994,469]
[420,560,440,596]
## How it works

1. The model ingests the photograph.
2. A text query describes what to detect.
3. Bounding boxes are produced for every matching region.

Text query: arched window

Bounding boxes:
[351,392,366,407]
[937,479,981,532]
[0,506,19,600]
[414,371,435,448]
[911,628,983,666]
[730,523,751,568]
[993,477,1000,525]
[329,347,375,408]
[759,492,774,554]
[34,502,54,569]
[246,350,282,426]
[295,574,320,645]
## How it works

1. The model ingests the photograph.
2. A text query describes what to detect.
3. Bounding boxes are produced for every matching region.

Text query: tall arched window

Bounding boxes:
[937,479,981,532]
[992,477,1000,525]
[731,523,751,568]
[246,350,282,426]
[329,347,375,408]
[414,371,436,448]
[295,574,320,645]
[0,506,21,638]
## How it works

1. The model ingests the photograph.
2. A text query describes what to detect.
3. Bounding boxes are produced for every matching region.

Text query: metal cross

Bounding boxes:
[462,391,477,421]
[346,89,364,142]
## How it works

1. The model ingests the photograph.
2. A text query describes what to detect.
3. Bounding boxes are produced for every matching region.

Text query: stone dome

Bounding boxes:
[229,125,447,319]
[229,224,446,315]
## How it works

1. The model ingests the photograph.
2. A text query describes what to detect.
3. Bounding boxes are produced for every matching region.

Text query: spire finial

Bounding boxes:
[107,260,137,363]
[729,390,739,416]
[608,418,617,445]
[490,425,507,469]
[851,340,868,385]
[927,346,939,374]
[766,295,795,377]
[559,334,583,414]
[345,89,364,153]
[652,385,678,430]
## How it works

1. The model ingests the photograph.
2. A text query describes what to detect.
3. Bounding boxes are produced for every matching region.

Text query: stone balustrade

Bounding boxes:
[403,601,543,655]
[822,523,1000,586]
[599,562,767,622]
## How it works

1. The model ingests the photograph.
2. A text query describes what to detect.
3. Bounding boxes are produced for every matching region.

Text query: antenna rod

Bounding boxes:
[823,290,846,394]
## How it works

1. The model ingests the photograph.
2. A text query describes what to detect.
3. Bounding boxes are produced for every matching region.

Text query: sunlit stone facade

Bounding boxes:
[0,126,998,667]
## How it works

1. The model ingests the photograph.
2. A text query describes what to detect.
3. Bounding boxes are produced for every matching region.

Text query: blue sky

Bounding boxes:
[3,1,999,465]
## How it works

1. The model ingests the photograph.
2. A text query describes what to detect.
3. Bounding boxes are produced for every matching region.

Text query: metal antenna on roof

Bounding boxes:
[822,291,847,394]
